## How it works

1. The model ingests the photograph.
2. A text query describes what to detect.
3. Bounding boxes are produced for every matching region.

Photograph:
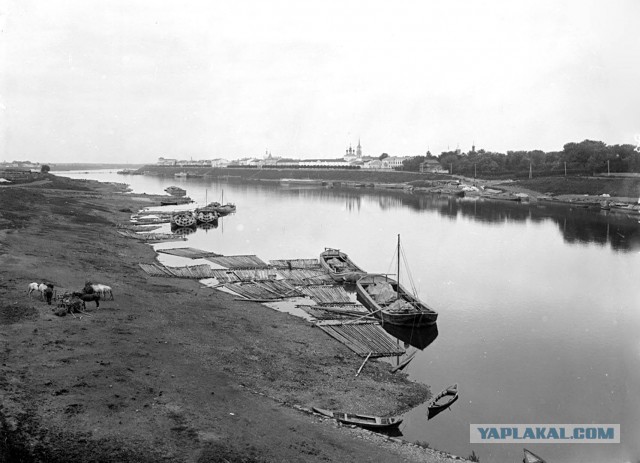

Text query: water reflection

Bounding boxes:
[171,225,197,236]
[198,220,219,230]
[213,181,640,252]
[382,323,439,350]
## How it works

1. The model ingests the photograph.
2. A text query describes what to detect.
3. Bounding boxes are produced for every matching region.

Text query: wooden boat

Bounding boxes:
[319,248,366,283]
[427,384,458,419]
[481,193,521,202]
[312,407,403,430]
[357,274,438,327]
[170,210,197,228]
[523,448,547,463]
[194,206,219,224]
[160,197,192,206]
[211,202,236,216]
[356,235,438,327]
[164,186,187,197]
[174,172,188,178]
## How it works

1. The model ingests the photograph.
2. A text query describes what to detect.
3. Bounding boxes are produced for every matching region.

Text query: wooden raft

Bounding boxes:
[118,230,185,242]
[269,259,320,269]
[277,269,334,285]
[300,304,369,321]
[315,321,406,357]
[225,281,301,301]
[138,263,218,278]
[157,247,222,259]
[206,255,269,269]
[117,223,163,232]
[300,285,352,304]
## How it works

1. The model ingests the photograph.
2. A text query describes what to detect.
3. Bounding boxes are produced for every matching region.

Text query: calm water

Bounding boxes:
[60,170,640,463]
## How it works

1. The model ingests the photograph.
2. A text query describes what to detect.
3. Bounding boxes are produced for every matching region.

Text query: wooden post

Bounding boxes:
[564,162,567,177]
[356,352,372,377]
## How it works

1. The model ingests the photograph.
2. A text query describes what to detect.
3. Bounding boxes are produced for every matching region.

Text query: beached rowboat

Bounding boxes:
[312,407,403,430]
[319,248,366,283]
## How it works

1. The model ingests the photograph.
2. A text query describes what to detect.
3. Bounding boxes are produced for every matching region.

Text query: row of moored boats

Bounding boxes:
[170,202,236,228]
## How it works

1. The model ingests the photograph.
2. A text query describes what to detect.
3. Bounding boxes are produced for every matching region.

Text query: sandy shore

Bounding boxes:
[0,175,468,462]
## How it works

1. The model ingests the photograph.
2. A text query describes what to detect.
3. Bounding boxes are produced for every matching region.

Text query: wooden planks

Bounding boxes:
[233,269,277,281]
[316,322,405,357]
[206,255,269,269]
[157,247,222,259]
[224,281,299,300]
[138,263,218,278]
[269,259,320,269]
[118,230,185,242]
[277,269,334,285]
[300,285,352,304]
[300,304,369,321]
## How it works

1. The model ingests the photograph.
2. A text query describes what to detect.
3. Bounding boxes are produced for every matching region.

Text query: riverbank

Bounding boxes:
[140,165,640,206]
[0,175,468,462]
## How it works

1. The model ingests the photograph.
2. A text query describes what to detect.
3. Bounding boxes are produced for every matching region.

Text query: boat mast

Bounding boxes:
[397,234,400,300]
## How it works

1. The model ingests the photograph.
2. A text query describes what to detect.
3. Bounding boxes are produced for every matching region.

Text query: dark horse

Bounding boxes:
[72,291,100,309]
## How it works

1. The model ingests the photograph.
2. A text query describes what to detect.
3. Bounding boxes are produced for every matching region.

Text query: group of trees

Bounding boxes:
[402,140,640,177]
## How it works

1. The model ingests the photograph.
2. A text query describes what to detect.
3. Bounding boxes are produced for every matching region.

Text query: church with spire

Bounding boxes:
[343,139,363,162]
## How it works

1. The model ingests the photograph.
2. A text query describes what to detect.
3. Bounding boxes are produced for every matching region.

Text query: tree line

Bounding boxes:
[402,140,640,177]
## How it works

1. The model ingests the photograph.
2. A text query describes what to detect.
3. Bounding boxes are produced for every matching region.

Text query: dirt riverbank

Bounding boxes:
[0,175,467,463]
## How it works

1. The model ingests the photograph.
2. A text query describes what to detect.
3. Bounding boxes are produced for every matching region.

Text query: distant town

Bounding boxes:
[3,139,638,178]
[156,141,447,174]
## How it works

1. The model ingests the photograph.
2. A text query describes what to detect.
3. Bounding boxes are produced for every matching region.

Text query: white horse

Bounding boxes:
[91,284,114,300]
[27,282,47,299]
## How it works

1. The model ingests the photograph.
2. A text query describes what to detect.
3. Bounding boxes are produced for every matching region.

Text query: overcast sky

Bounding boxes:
[1,0,639,163]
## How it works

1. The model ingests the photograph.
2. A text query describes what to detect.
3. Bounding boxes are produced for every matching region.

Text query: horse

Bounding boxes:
[72,291,101,310]
[27,282,48,300]
[91,284,114,300]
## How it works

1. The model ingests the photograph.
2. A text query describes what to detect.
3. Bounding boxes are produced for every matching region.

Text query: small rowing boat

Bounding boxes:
[427,384,459,419]
[312,407,403,430]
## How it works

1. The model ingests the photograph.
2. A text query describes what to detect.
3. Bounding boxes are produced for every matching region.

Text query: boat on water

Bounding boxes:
[160,197,192,206]
[357,274,438,327]
[194,206,219,224]
[280,178,324,185]
[170,210,197,228]
[355,235,438,327]
[319,248,366,283]
[427,384,458,420]
[205,202,236,216]
[174,172,188,178]
[165,186,187,197]
[312,407,403,430]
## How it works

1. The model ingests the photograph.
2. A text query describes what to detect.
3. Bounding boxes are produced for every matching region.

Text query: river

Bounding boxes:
[58,170,640,463]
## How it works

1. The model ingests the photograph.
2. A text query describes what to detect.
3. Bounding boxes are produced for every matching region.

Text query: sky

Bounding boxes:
[1,0,639,163]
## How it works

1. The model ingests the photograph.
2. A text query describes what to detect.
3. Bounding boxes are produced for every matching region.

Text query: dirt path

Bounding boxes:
[0,176,466,463]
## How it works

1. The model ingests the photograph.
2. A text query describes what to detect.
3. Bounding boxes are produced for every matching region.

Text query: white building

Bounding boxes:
[157,157,178,166]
